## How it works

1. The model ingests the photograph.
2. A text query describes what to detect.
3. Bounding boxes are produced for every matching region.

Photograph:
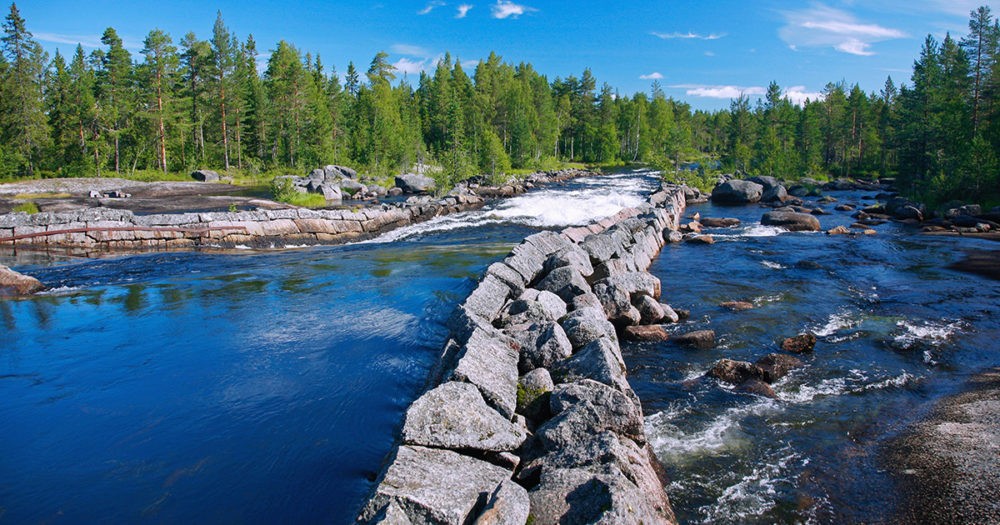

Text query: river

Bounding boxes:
[1,172,997,523]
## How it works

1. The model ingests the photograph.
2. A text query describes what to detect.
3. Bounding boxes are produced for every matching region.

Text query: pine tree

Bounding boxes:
[211,12,235,169]
[180,32,212,166]
[961,6,997,134]
[96,27,133,174]
[140,29,178,172]
[1,3,49,175]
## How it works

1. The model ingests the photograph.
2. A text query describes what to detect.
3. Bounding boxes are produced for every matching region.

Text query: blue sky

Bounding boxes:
[14,0,988,110]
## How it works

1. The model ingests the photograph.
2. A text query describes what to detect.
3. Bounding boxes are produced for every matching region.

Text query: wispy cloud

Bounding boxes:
[393,57,431,75]
[640,72,664,80]
[779,4,905,56]
[456,4,473,18]
[784,86,825,106]
[670,84,767,99]
[650,31,725,40]
[418,1,445,15]
[391,43,429,56]
[36,31,143,51]
[492,1,536,19]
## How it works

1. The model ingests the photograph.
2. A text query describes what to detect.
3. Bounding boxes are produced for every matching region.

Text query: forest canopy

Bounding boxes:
[0,3,997,205]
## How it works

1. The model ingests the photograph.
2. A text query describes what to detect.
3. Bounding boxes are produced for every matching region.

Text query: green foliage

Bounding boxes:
[12,200,39,214]
[268,176,326,207]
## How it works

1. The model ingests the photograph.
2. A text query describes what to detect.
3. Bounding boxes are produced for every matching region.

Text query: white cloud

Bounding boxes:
[35,32,143,51]
[704,51,716,57]
[670,84,767,99]
[391,43,429,56]
[456,4,473,18]
[640,72,664,80]
[418,1,445,15]
[779,4,905,56]
[492,1,536,19]
[784,86,825,106]
[650,31,725,40]
[392,57,430,75]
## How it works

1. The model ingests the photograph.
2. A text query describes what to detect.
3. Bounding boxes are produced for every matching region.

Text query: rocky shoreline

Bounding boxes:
[0,169,594,256]
[357,184,686,524]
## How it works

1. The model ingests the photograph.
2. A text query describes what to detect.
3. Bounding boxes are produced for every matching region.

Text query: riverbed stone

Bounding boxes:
[536,265,592,303]
[359,445,511,524]
[755,353,804,383]
[0,265,44,296]
[712,179,764,204]
[782,333,817,353]
[623,325,670,342]
[449,327,519,419]
[707,359,764,385]
[721,301,754,311]
[673,329,716,349]
[737,379,777,398]
[510,322,573,373]
[402,381,526,452]
[761,211,821,232]
[762,185,789,203]
[700,217,741,228]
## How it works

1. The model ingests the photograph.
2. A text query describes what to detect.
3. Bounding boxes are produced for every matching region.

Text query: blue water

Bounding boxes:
[626,192,1000,523]
[0,173,658,523]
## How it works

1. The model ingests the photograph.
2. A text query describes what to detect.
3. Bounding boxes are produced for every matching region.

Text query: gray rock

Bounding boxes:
[536,266,592,303]
[551,337,631,396]
[748,175,781,190]
[665,230,684,243]
[191,169,220,182]
[659,303,680,323]
[402,381,526,452]
[358,445,510,524]
[312,183,342,201]
[712,179,764,204]
[498,299,550,327]
[561,306,618,349]
[707,358,763,385]
[536,290,568,321]
[474,480,530,525]
[602,271,661,299]
[539,379,643,449]
[762,185,789,203]
[754,353,804,383]
[527,466,674,525]
[592,282,641,327]
[463,274,515,322]
[395,173,436,194]
[633,294,666,324]
[0,265,44,296]
[886,196,925,221]
[485,262,526,297]
[570,292,604,311]
[761,211,821,232]
[449,327,520,419]
[517,368,554,421]
[543,245,595,278]
[509,322,573,373]
[504,240,549,284]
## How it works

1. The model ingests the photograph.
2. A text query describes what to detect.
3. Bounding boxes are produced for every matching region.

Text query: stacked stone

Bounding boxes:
[0,194,484,251]
[358,185,686,524]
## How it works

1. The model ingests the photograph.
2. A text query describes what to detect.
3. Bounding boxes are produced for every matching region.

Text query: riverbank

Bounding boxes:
[887,368,1000,524]
[0,169,595,257]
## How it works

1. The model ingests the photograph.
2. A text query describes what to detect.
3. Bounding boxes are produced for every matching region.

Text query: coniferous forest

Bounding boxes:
[0,3,998,205]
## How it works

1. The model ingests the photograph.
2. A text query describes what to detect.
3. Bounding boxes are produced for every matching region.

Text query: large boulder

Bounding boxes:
[761,211,821,232]
[762,185,789,203]
[711,180,764,204]
[0,265,44,296]
[358,445,511,523]
[402,381,526,452]
[561,307,618,349]
[551,337,631,396]
[748,175,781,191]
[395,173,436,194]
[508,322,573,373]
[755,353,804,383]
[536,266,592,303]
[886,197,926,221]
[707,359,763,384]
[191,169,220,182]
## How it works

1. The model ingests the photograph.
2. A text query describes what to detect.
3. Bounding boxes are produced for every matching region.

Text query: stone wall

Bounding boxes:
[358,184,687,524]
[0,194,484,252]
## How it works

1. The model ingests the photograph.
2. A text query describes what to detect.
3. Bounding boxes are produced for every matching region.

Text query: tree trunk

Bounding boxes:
[220,78,230,170]
[157,74,167,172]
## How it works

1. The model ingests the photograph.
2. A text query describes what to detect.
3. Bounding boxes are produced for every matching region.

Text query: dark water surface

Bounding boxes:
[627,193,1000,524]
[0,173,656,523]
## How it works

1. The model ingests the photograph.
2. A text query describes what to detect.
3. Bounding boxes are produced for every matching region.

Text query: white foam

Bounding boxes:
[892,319,964,350]
[697,447,800,524]
[646,398,778,461]
[36,285,81,295]
[761,261,785,270]
[811,310,860,337]
[775,369,920,403]
[742,224,787,237]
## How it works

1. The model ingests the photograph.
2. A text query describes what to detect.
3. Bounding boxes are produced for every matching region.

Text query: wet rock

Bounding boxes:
[886,197,925,221]
[782,333,817,353]
[561,307,618,349]
[659,303,680,323]
[761,211,821,232]
[721,301,754,311]
[536,266,592,303]
[700,217,741,227]
[623,325,670,342]
[686,234,715,244]
[394,173,436,194]
[819,195,838,203]
[517,368,554,421]
[0,265,44,296]
[826,225,851,235]
[707,359,763,385]
[754,353,804,383]
[737,379,777,398]
[712,179,764,204]
[633,294,666,324]
[673,329,716,349]
[664,230,684,243]
[359,445,511,524]
[474,480,530,525]
[191,169,220,182]
[762,185,789,203]
[402,381,526,452]
[511,322,573,373]
[551,337,630,395]
[835,204,855,212]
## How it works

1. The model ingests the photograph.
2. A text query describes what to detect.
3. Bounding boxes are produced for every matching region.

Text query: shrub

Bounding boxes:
[13,201,40,214]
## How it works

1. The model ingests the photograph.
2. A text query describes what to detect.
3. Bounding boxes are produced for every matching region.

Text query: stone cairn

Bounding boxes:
[358,184,687,524]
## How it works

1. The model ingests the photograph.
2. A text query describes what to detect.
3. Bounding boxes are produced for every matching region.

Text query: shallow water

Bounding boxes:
[0,172,658,523]
[628,193,1000,523]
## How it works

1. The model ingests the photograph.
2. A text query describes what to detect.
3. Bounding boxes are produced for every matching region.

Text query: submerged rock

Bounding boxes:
[721,301,754,311]
[700,217,741,228]
[782,333,817,353]
[707,359,763,385]
[761,211,821,232]
[754,353,804,383]
[623,325,670,342]
[673,329,716,349]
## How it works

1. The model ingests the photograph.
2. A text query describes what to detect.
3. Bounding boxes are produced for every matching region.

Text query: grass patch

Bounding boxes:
[12,201,40,214]
[282,192,328,208]
[14,192,72,199]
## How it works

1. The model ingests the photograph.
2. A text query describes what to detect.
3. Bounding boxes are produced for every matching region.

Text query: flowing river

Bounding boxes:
[1,172,998,523]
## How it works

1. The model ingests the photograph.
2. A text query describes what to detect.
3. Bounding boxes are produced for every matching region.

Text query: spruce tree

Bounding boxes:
[1,3,49,175]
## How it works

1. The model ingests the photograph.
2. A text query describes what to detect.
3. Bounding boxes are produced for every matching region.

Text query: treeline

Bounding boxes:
[0,3,997,204]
